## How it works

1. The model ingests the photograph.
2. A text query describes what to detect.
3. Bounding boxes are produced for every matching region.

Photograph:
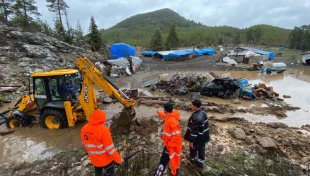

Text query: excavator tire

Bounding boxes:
[6,114,31,128]
[41,109,68,129]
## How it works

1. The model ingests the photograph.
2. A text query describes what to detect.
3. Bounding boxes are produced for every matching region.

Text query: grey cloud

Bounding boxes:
[36,0,310,30]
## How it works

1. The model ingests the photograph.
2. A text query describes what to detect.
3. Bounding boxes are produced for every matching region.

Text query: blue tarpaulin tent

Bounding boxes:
[143,50,158,57]
[242,47,274,60]
[168,50,195,58]
[195,48,215,56]
[110,43,136,59]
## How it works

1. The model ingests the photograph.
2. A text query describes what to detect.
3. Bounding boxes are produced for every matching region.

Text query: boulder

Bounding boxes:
[301,156,310,164]
[230,127,246,140]
[258,137,277,148]
[267,122,289,129]
[245,136,256,145]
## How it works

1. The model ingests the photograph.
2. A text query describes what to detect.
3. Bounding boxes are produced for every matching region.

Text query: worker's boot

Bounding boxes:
[186,154,196,165]
[193,158,205,169]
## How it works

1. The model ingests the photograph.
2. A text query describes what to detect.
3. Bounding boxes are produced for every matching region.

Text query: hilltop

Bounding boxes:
[102,8,291,47]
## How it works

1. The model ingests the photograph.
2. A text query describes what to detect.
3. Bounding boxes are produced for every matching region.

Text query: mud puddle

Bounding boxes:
[0,124,83,167]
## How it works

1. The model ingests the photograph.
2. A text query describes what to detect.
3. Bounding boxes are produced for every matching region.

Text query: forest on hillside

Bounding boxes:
[1,1,309,51]
[103,9,292,49]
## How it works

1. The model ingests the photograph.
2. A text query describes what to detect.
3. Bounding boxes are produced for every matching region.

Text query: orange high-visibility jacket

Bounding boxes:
[81,109,122,167]
[157,111,182,175]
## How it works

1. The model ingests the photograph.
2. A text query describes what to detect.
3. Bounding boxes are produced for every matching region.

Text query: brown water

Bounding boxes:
[215,70,310,127]
[0,70,309,166]
[0,124,83,167]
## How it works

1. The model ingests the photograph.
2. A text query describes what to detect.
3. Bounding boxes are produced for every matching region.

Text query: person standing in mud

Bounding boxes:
[154,103,182,176]
[184,99,210,168]
[81,109,123,176]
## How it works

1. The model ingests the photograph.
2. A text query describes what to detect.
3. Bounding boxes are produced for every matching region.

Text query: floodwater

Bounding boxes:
[116,69,310,127]
[214,70,310,127]
[0,69,309,166]
[0,124,83,167]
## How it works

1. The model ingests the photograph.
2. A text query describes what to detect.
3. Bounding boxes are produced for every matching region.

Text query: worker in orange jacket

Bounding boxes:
[81,109,123,176]
[154,103,182,176]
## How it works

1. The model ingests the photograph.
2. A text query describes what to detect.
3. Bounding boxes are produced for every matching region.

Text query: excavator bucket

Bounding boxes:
[110,107,137,134]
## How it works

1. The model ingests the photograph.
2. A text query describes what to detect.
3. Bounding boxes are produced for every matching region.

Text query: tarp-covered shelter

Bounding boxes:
[143,50,158,57]
[110,43,136,59]
[195,48,215,56]
[302,51,310,65]
[241,47,274,60]
[143,48,215,60]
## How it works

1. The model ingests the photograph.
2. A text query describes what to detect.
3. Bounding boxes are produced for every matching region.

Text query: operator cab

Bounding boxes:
[31,69,82,110]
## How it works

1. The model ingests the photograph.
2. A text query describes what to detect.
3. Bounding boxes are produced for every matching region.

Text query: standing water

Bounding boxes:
[215,70,310,127]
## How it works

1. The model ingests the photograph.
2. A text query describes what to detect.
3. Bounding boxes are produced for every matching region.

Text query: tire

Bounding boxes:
[6,114,31,128]
[40,109,68,129]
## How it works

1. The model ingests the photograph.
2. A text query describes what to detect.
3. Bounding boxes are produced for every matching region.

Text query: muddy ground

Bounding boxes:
[0,56,309,176]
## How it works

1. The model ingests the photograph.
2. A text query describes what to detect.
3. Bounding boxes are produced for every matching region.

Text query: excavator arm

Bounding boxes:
[75,56,135,121]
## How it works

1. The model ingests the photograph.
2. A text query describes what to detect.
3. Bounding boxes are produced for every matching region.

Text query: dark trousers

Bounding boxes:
[190,143,206,164]
[154,147,170,176]
[94,162,115,176]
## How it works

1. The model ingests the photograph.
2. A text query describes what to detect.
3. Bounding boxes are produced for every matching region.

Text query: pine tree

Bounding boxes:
[165,25,179,50]
[0,0,13,22]
[54,19,65,37]
[88,16,102,51]
[46,0,68,29]
[47,0,70,41]
[150,29,163,51]
[74,20,84,46]
[41,20,53,35]
[12,0,40,26]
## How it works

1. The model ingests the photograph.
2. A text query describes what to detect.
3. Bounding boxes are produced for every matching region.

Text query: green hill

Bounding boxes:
[246,24,291,46]
[101,8,291,47]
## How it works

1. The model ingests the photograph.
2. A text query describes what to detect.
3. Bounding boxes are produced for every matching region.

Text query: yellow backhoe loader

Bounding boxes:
[1,56,135,129]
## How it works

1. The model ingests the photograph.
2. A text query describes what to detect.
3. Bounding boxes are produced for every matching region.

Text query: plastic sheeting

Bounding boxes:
[143,50,158,57]
[223,57,238,65]
[106,56,142,69]
[110,43,136,59]
[195,48,215,56]
[201,78,240,98]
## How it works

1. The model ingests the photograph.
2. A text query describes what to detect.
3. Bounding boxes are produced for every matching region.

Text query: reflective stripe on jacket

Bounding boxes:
[81,109,122,167]
[184,109,210,144]
[157,111,182,175]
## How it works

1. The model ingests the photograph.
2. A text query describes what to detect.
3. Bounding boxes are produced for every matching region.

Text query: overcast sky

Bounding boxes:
[36,0,310,32]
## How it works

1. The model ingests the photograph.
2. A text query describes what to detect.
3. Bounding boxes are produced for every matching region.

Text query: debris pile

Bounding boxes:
[201,78,240,98]
[152,74,210,95]
[226,120,310,171]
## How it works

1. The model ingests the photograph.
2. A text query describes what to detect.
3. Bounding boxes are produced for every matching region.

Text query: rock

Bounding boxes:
[267,173,276,176]
[22,44,57,60]
[300,164,309,171]
[232,99,241,104]
[17,62,28,67]
[216,145,224,152]
[301,156,310,164]
[258,137,277,148]
[283,95,291,98]
[245,136,256,145]
[82,159,91,167]
[267,122,289,129]
[230,127,246,140]
[75,165,82,171]
[102,97,113,104]
[264,159,274,167]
